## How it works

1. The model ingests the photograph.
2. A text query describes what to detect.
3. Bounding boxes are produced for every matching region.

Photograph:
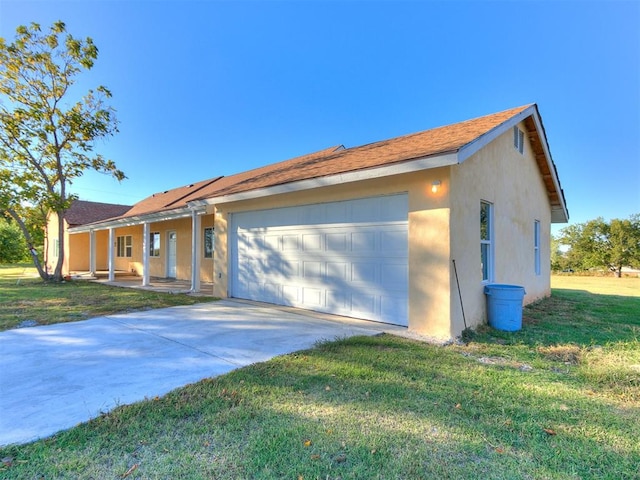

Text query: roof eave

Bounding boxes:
[190,152,459,207]
[458,104,569,224]
[68,205,207,233]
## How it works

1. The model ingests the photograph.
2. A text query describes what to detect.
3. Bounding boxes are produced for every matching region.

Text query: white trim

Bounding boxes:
[480,200,494,283]
[458,105,536,163]
[68,206,207,234]
[89,229,96,276]
[190,210,201,292]
[192,153,459,206]
[142,222,150,286]
[108,227,115,282]
[166,230,177,278]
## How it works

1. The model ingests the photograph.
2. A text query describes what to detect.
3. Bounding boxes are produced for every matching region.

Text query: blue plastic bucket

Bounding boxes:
[484,284,526,332]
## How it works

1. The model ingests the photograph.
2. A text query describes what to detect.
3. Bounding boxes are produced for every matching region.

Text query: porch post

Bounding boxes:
[142,222,150,287]
[89,229,96,276]
[190,209,201,293]
[108,227,115,282]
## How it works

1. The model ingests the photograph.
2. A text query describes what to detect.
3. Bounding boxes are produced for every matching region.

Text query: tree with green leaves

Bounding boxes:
[0,216,28,263]
[0,21,125,281]
[558,215,640,277]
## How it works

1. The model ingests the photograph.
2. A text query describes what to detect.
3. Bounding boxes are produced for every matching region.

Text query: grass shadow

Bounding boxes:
[474,288,640,348]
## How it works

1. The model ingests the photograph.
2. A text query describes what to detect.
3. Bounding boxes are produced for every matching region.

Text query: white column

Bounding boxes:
[89,229,96,276]
[108,227,115,282]
[190,209,202,293]
[142,222,150,287]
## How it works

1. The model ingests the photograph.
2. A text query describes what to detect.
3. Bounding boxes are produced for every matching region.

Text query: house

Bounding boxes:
[55,104,569,340]
[45,200,131,275]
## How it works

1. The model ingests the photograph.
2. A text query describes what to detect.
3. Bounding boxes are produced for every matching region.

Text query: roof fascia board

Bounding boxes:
[457,105,536,163]
[528,109,570,223]
[68,206,206,233]
[458,104,569,223]
[191,152,459,207]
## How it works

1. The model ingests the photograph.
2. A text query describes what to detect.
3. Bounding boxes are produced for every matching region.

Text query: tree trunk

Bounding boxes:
[6,207,51,281]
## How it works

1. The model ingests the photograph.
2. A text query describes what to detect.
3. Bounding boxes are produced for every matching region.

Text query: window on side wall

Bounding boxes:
[534,220,541,275]
[53,239,60,258]
[117,235,132,258]
[204,227,214,258]
[480,201,493,282]
[150,232,160,257]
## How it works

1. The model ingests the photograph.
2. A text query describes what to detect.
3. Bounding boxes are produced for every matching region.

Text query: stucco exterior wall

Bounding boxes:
[68,233,90,271]
[144,215,215,282]
[113,225,144,274]
[44,212,68,275]
[212,168,453,338]
[449,122,552,335]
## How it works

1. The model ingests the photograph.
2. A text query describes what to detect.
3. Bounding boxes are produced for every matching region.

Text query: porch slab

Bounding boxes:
[71,271,215,296]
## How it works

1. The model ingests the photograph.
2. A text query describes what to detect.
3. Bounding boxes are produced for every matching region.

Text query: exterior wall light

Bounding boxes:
[431,180,441,193]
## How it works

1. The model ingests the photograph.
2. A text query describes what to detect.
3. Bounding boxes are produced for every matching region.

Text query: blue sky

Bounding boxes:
[1,0,639,235]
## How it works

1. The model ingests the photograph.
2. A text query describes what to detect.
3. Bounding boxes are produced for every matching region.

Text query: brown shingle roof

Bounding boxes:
[96,104,561,225]
[123,176,223,217]
[189,104,532,201]
[64,200,131,226]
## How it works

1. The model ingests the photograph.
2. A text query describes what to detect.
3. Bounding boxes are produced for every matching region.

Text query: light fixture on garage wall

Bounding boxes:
[431,180,441,193]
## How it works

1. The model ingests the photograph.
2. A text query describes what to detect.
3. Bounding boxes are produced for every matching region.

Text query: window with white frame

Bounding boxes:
[150,232,160,257]
[480,201,493,282]
[53,239,60,258]
[117,235,132,258]
[534,220,541,275]
[513,126,524,154]
[204,227,214,258]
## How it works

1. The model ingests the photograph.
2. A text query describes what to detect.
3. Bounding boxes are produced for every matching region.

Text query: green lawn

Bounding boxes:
[0,275,638,479]
[0,264,217,331]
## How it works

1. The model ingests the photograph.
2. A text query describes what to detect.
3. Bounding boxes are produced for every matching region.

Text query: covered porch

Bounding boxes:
[67,205,215,294]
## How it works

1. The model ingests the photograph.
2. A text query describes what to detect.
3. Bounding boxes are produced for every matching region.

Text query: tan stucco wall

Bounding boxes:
[44,212,68,275]
[449,122,552,336]
[212,168,453,338]
[46,213,124,275]
[145,216,215,282]
[68,233,90,271]
[113,225,144,274]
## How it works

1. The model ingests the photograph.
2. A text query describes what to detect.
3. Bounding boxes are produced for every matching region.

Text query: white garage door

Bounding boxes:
[230,194,408,326]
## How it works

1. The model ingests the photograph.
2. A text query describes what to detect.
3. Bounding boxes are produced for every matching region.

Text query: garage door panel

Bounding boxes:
[327,290,348,309]
[381,295,407,320]
[231,194,408,326]
[303,261,323,279]
[282,234,300,251]
[351,231,376,252]
[327,233,348,252]
[263,283,280,303]
[351,262,377,284]
[327,262,348,281]
[351,293,376,315]
[381,263,409,290]
[282,284,300,304]
[302,234,322,251]
[381,229,408,253]
[302,287,323,307]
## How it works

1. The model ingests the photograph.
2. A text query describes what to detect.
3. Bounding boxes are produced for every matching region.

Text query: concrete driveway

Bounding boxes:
[0,299,403,446]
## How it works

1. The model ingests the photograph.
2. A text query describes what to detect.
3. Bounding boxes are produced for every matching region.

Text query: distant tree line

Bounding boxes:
[0,211,44,263]
[552,214,640,277]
